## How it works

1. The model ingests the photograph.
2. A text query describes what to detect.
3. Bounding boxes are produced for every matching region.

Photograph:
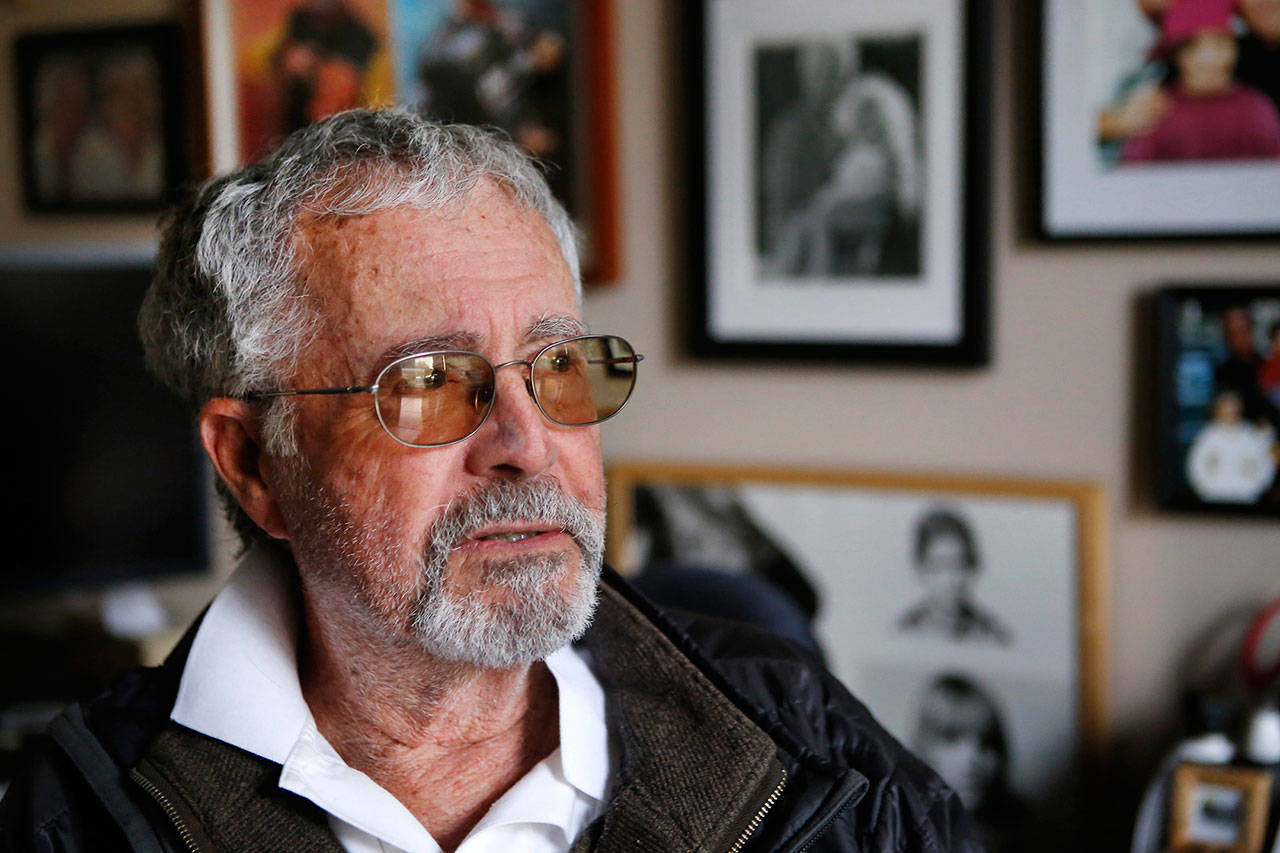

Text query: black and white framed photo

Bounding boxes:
[686,0,991,365]
[1040,0,1280,239]
[607,463,1108,850]
[13,23,189,213]
[1154,286,1280,516]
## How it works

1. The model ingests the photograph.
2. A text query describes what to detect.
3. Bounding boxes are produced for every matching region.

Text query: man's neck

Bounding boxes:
[297,599,561,852]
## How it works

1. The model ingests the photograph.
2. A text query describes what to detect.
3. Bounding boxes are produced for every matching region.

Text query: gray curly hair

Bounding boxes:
[138,109,580,546]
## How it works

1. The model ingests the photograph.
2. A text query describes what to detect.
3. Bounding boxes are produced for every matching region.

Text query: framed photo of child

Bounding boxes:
[1154,285,1280,516]
[606,462,1109,850]
[1040,0,1280,238]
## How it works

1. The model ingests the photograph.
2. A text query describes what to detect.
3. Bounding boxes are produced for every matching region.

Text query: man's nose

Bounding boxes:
[463,365,557,479]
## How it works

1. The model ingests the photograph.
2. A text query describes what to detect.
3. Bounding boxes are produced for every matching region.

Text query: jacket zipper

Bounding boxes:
[727,767,788,853]
[128,767,202,853]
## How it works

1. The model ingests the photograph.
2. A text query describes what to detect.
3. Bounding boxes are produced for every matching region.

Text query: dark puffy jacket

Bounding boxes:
[0,570,975,852]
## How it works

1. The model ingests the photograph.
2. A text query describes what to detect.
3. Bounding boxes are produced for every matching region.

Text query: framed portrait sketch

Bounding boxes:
[200,0,619,280]
[1168,764,1272,853]
[687,0,991,365]
[607,462,1108,848]
[1040,0,1280,238]
[1154,286,1280,517]
[13,24,189,213]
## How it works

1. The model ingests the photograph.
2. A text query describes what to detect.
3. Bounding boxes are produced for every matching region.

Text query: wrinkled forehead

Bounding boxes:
[302,191,572,308]
[289,190,579,372]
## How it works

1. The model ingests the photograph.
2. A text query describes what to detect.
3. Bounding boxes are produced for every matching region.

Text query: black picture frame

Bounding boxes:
[686,0,990,366]
[14,23,189,214]
[1154,285,1280,517]
[1038,1,1280,240]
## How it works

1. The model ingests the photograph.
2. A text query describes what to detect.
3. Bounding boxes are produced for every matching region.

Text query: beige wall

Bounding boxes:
[582,0,1280,769]
[3,0,1278,825]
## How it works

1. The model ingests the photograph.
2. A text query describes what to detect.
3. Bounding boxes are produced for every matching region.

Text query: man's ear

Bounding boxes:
[199,397,290,540]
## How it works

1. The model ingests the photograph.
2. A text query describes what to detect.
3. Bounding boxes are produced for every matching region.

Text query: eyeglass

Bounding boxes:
[242,334,643,448]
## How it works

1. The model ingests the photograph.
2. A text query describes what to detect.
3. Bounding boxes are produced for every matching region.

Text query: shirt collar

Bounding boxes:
[544,644,610,802]
[170,545,309,765]
[171,544,610,803]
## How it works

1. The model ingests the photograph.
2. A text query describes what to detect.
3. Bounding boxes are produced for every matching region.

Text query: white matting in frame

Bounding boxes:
[703,0,970,345]
[1041,0,1280,237]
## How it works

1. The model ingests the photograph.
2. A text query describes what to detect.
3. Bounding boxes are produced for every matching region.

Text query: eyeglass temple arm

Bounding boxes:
[241,385,376,400]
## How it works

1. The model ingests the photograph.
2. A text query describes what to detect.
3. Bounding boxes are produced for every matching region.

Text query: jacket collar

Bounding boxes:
[571,580,789,851]
[99,566,864,851]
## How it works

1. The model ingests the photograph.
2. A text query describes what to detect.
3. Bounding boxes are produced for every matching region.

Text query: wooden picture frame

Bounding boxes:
[1169,764,1273,853]
[13,23,189,214]
[1153,286,1280,517]
[607,461,1108,843]
[199,0,619,281]
[686,0,991,364]
[1039,0,1280,239]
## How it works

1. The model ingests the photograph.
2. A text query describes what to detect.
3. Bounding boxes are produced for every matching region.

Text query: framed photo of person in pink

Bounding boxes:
[1040,0,1280,238]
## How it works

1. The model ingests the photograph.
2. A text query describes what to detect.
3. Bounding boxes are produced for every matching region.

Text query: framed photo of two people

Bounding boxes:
[606,463,1108,852]
[686,0,991,365]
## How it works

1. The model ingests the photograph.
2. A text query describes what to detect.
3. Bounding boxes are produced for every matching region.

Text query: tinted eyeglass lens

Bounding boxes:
[533,336,637,425]
[375,352,494,446]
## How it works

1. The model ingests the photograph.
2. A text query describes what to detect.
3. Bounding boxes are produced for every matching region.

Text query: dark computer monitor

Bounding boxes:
[1,263,207,594]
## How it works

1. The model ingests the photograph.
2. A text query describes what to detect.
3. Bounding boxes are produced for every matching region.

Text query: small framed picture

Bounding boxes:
[13,23,188,213]
[1040,0,1280,239]
[200,0,619,280]
[1169,764,1273,853]
[1154,286,1280,516]
[686,0,991,364]
[606,462,1108,848]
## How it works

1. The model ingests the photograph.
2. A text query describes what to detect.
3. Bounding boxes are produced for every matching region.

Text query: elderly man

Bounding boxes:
[1,110,971,852]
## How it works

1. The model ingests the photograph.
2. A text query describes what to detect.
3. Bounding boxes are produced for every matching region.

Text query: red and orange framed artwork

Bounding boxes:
[200,0,618,281]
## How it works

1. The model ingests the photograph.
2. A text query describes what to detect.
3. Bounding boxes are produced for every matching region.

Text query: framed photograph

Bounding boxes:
[200,0,395,167]
[13,24,189,213]
[1040,0,1280,239]
[200,0,619,280]
[1154,286,1280,516]
[607,462,1108,847]
[1169,764,1272,853]
[686,0,991,365]
[388,0,618,279]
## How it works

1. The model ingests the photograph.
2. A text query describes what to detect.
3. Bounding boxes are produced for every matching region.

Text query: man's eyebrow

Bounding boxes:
[525,314,587,341]
[383,331,482,361]
[378,316,584,364]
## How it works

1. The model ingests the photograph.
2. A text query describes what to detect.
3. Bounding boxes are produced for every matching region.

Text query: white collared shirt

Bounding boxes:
[171,548,611,853]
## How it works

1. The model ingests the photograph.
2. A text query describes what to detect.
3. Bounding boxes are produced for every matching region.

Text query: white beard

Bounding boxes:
[279,467,605,669]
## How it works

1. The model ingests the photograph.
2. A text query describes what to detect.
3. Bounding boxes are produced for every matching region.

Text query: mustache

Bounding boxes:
[425,478,605,559]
